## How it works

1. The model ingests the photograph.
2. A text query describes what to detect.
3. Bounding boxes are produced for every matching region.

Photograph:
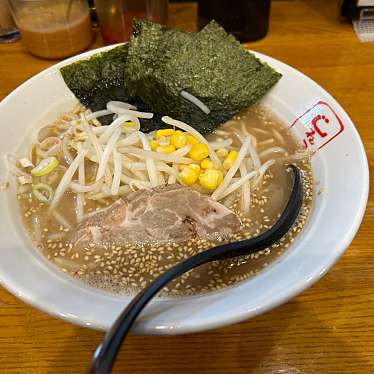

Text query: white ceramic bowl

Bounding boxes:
[0,47,369,334]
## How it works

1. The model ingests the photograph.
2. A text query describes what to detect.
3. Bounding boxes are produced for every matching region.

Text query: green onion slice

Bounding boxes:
[31,157,59,177]
[32,183,54,203]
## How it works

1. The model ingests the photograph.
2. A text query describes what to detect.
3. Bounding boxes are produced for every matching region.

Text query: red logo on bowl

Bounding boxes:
[289,101,344,150]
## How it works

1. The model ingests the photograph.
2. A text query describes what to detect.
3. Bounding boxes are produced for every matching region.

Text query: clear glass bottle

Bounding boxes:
[0,0,19,43]
[8,0,92,59]
[94,0,168,44]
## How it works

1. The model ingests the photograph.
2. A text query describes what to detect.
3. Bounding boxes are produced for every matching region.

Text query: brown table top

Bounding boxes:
[1,1,373,373]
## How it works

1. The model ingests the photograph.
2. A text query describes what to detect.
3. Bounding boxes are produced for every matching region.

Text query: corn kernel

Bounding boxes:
[189,143,209,161]
[171,130,188,149]
[187,135,199,145]
[158,136,170,146]
[199,169,224,190]
[156,145,176,154]
[179,163,200,173]
[201,159,214,169]
[149,140,158,151]
[216,148,228,158]
[179,166,199,186]
[188,164,201,173]
[156,129,175,138]
[223,150,238,170]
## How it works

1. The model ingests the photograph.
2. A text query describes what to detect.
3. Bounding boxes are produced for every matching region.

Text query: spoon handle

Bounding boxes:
[89,165,302,374]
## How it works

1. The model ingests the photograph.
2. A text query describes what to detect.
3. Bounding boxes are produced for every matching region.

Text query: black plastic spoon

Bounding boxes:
[89,165,303,374]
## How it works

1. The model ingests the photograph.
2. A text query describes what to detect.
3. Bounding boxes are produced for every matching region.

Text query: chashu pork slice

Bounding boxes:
[69,184,240,250]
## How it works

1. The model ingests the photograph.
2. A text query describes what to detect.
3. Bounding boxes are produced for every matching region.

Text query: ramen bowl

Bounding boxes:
[0,46,368,334]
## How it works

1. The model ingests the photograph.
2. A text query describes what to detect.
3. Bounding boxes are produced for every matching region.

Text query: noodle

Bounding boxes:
[272,127,285,146]
[61,128,74,165]
[209,138,232,150]
[38,137,61,157]
[52,210,72,229]
[258,138,275,147]
[259,146,287,159]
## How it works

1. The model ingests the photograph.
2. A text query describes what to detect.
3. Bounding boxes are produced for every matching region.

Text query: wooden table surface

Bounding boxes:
[1,1,373,373]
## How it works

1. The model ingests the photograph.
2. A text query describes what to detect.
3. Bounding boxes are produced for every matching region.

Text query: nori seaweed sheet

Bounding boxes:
[59,40,168,131]
[169,21,281,111]
[60,20,281,133]
[124,20,281,134]
[60,45,130,125]
[124,20,193,98]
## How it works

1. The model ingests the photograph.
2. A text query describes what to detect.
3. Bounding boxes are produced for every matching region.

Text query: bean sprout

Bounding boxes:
[162,116,221,166]
[86,109,113,121]
[211,138,250,200]
[124,146,193,164]
[99,115,139,144]
[137,132,158,187]
[111,149,122,195]
[180,90,210,114]
[96,128,121,181]
[107,101,137,112]
[247,137,261,170]
[50,146,87,207]
[218,171,257,201]
[272,127,285,146]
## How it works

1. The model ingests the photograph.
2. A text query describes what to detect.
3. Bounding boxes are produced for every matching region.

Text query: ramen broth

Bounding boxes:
[17,106,313,296]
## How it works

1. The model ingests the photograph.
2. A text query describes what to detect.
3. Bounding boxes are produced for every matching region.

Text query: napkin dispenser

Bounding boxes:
[340,0,374,41]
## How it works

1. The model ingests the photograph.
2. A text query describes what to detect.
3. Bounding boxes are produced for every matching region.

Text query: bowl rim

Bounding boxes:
[0,45,369,334]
